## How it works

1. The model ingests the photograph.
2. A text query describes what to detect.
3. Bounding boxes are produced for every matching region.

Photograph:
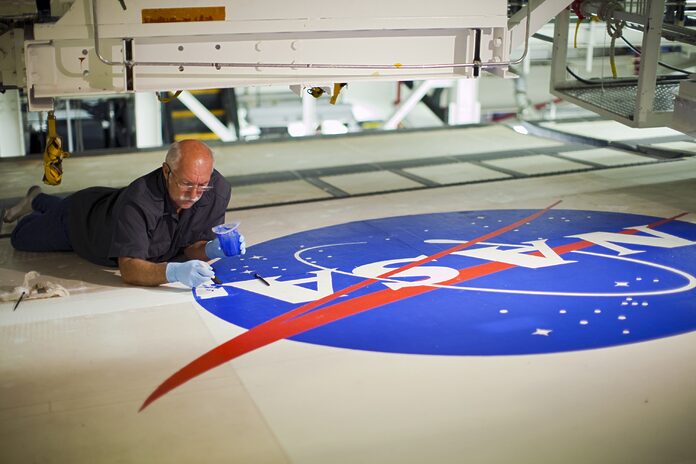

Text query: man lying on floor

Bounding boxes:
[3,139,245,288]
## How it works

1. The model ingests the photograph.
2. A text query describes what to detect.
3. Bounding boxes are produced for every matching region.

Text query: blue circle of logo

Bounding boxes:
[196,210,696,355]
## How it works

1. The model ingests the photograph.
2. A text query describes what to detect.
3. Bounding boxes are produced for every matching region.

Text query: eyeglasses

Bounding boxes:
[165,163,214,192]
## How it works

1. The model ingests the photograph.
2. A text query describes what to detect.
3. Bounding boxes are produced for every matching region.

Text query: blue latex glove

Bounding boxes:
[205,233,246,259]
[166,260,215,287]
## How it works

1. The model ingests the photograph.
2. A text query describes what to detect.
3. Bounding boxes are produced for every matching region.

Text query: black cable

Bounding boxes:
[565,65,688,85]
[565,66,596,85]
[0,83,20,94]
[533,32,693,79]
[532,33,554,43]
[619,35,692,74]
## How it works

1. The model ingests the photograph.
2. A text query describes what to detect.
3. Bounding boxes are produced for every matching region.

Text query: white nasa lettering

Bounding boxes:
[352,256,460,289]
[227,224,695,302]
[227,269,335,303]
[567,224,696,256]
[426,239,575,269]
[452,239,576,269]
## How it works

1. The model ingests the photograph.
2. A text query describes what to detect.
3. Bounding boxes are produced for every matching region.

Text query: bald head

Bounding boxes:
[165,140,214,171]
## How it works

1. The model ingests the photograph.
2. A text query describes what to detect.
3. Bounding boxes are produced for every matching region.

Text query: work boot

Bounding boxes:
[3,186,42,223]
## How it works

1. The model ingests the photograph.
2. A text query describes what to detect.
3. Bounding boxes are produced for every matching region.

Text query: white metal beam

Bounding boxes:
[382,80,438,130]
[176,91,237,142]
[635,0,666,125]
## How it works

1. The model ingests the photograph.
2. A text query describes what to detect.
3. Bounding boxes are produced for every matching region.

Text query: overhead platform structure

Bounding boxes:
[550,0,696,135]
[0,0,694,144]
[4,0,529,110]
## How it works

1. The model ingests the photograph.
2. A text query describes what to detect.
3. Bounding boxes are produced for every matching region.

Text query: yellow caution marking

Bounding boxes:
[190,89,221,95]
[142,7,225,24]
[174,133,221,141]
[172,109,225,119]
[361,121,382,129]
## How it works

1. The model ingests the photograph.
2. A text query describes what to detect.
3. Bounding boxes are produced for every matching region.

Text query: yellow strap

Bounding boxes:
[609,38,618,78]
[329,83,347,105]
[47,110,57,138]
[43,111,70,186]
[157,90,183,103]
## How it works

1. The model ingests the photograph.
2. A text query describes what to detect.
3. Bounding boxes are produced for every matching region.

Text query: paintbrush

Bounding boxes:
[13,291,26,311]
[254,273,271,286]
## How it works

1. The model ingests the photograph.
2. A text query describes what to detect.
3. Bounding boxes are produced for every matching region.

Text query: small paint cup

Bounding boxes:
[212,221,241,256]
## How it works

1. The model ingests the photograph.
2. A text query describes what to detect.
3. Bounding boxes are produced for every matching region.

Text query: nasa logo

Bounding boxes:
[141,206,696,409]
[196,209,696,356]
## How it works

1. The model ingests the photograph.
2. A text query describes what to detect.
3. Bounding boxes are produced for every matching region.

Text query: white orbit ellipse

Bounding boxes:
[293,243,696,298]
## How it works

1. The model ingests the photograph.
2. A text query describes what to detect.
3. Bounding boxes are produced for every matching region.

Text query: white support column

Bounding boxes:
[65,99,74,152]
[177,91,237,142]
[585,19,596,73]
[635,0,665,125]
[302,90,318,136]
[383,80,437,130]
[135,92,163,148]
[448,79,481,125]
[0,89,25,157]
[550,9,571,89]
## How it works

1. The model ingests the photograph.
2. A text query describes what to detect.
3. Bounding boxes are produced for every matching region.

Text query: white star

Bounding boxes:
[242,270,254,274]
[250,255,263,260]
[614,281,629,287]
[532,328,552,336]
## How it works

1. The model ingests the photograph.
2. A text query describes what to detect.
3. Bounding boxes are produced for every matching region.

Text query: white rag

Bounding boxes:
[0,271,70,303]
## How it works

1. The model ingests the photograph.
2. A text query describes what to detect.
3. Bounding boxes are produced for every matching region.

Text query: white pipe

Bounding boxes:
[383,80,436,130]
[177,91,237,142]
[302,91,318,136]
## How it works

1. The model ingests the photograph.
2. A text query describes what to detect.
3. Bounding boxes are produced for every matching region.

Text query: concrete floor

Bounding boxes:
[0,122,695,463]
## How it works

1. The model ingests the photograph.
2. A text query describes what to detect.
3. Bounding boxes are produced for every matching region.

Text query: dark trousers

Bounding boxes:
[10,193,72,252]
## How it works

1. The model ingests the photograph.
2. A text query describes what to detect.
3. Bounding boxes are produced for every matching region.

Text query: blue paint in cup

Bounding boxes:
[212,222,241,256]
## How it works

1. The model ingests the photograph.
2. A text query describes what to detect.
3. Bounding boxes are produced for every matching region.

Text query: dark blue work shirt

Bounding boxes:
[68,167,231,267]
